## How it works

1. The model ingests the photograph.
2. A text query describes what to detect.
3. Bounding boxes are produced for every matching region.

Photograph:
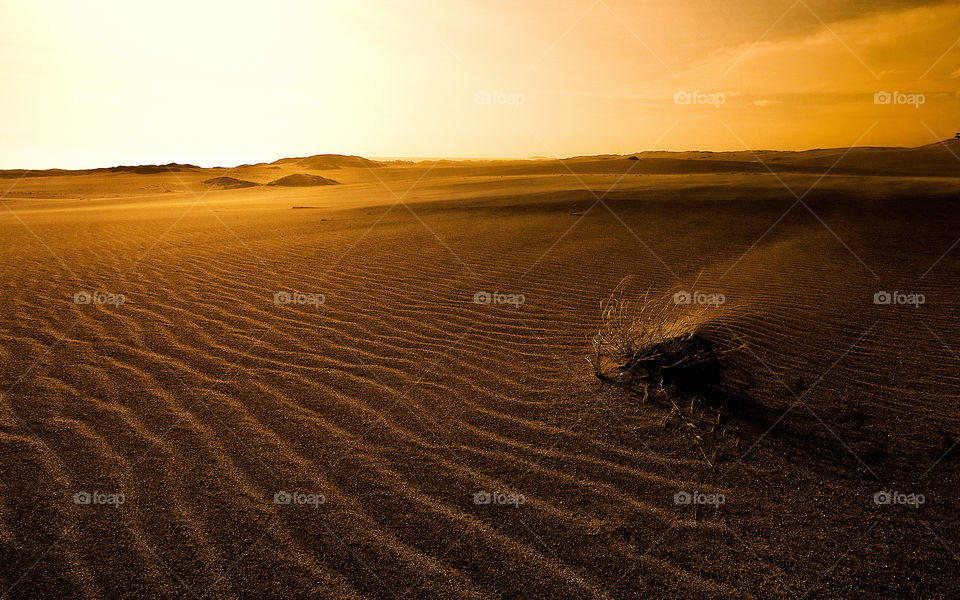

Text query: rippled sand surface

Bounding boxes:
[1,156,959,598]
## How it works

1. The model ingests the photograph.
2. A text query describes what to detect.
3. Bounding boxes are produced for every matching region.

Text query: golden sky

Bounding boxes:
[2,0,959,168]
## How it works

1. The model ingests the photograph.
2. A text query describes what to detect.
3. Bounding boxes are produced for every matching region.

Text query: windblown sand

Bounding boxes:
[1,152,958,598]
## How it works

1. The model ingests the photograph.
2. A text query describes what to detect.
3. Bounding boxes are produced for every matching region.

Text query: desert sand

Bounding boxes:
[1,145,959,598]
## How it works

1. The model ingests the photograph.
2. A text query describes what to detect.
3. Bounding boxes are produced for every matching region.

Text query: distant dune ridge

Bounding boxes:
[2,143,959,178]
[271,154,383,170]
[0,162,202,178]
[105,163,201,174]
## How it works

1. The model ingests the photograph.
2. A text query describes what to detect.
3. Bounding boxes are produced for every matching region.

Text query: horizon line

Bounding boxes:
[3,139,957,172]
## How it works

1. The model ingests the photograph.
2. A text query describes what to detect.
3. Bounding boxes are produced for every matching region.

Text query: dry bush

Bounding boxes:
[588,277,743,466]
[588,277,720,387]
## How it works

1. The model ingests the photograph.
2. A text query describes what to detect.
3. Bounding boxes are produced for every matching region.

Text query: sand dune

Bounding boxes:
[0,149,958,598]
[203,177,259,189]
[266,174,341,187]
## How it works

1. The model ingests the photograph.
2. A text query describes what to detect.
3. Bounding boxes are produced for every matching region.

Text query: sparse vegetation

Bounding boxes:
[589,277,718,387]
[589,277,743,466]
